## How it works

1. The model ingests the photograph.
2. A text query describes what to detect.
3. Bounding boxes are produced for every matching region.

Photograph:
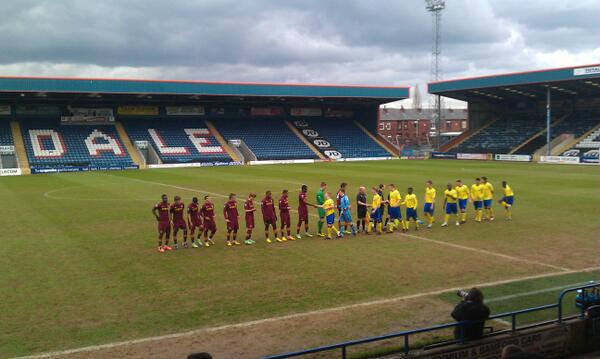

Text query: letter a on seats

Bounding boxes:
[85,129,125,156]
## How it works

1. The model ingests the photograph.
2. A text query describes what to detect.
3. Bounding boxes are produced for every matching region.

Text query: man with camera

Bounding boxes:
[451,287,490,341]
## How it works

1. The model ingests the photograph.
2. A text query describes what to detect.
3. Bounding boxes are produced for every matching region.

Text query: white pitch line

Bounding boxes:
[109,176,572,273]
[400,232,572,272]
[486,281,593,303]
[14,266,600,359]
[43,187,156,202]
[111,176,321,218]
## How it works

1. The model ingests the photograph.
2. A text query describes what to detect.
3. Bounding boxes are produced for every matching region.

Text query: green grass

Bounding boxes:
[0,160,598,357]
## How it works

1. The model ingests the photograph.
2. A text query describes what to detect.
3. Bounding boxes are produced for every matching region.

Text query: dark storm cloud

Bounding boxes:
[0,0,598,104]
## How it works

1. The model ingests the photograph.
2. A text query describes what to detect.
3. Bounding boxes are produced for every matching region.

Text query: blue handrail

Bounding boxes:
[263,281,599,359]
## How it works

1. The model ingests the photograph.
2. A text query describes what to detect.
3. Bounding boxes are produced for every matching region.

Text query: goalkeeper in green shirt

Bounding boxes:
[316,182,327,237]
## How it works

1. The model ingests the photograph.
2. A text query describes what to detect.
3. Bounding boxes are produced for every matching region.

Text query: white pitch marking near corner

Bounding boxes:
[486,281,593,303]
[14,266,600,359]
[400,232,572,272]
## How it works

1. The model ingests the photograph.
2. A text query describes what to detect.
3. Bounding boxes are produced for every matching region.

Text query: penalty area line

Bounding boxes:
[14,266,600,359]
[400,232,572,272]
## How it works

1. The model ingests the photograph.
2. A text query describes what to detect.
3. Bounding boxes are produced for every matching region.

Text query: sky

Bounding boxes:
[0,0,598,108]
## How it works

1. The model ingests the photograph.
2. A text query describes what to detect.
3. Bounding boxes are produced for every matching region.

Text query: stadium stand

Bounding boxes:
[0,120,13,146]
[452,113,547,154]
[123,118,232,164]
[512,111,599,155]
[308,119,390,158]
[21,119,136,171]
[551,111,600,141]
[214,118,318,160]
[575,127,600,149]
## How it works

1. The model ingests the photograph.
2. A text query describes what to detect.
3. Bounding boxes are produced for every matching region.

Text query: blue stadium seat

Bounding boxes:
[214,118,318,160]
[454,113,546,154]
[0,121,13,146]
[21,119,136,170]
[123,118,232,164]
[308,119,390,158]
[550,110,600,140]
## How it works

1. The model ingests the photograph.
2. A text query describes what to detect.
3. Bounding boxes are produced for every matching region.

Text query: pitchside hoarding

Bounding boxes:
[540,156,581,164]
[494,154,531,162]
[430,152,457,159]
[0,168,21,176]
[457,153,492,160]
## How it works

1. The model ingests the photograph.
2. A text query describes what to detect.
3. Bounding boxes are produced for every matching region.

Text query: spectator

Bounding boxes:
[451,287,490,341]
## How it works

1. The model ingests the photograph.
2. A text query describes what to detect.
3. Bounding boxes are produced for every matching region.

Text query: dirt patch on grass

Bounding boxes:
[51,297,456,359]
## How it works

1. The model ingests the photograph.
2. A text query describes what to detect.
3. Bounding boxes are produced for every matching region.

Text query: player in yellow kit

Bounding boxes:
[499,181,515,220]
[370,187,383,235]
[423,180,436,229]
[387,184,403,232]
[442,183,460,227]
[455,179,470,224]
[316,192,341,240]
[481,176,495,221]
[470,178,484,222]
[402,187,419,230]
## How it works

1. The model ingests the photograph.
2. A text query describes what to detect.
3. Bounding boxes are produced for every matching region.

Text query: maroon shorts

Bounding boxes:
[298,208,309,222]
[227,220,239,232]
[173,220,187,231]
[246,215,255,229]
[189,219,202,228]
[280,212,291,227]
[158,221,171,235]
[263,217,276,226]
[204,219,216,232]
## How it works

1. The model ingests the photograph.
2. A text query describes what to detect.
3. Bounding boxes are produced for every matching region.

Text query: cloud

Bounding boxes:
[0,0,598,108]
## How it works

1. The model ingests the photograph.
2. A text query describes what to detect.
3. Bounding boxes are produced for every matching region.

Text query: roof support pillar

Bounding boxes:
[546,86,551,157]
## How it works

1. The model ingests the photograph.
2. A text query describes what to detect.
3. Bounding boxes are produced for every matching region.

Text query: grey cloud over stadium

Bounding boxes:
[0,0,598,107]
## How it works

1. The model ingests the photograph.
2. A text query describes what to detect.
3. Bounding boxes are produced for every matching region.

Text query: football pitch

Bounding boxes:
[1,159,599,358]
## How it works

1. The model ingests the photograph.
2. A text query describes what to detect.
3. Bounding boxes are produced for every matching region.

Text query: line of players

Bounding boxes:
[151,177,515,252]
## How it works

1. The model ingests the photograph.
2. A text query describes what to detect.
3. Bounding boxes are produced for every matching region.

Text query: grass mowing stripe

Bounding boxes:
[14,266,600,359]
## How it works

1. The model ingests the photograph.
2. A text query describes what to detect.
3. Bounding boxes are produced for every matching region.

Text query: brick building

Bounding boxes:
[379,108,468,147]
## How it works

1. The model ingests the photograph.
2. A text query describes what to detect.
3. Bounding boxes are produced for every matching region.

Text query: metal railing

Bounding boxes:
[264,281,599,359]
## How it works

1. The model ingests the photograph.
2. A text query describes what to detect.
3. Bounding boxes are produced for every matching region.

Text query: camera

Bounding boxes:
[457,289,470,298]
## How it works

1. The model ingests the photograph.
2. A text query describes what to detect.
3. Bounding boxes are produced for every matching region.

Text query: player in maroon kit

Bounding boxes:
[152,194,172,252]
[279,189,294,241]
[261,190,279,243]
[200,195,217,247]
[244,193,257,245]
[296,185,314,239]
[170,196,188,249]
[223,193,241,247]
[187,197,203,248]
